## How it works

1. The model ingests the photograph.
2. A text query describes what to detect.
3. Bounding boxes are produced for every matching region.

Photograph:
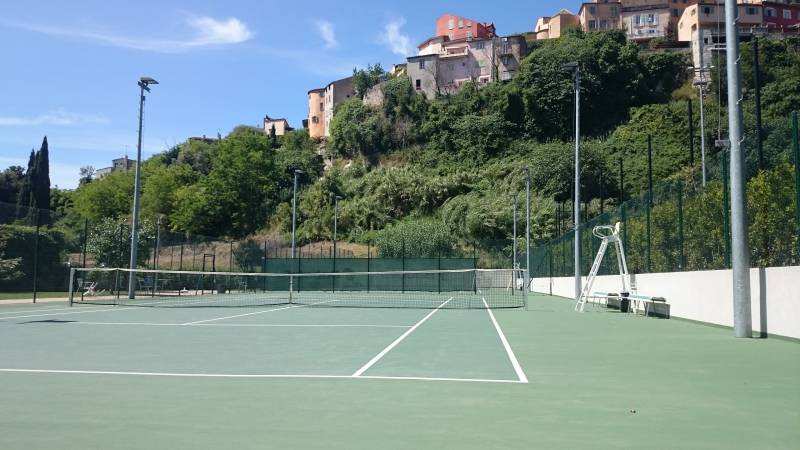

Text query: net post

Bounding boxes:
[68,267,76,306]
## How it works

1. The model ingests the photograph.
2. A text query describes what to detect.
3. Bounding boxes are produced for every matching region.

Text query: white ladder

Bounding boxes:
[575,222,631,312]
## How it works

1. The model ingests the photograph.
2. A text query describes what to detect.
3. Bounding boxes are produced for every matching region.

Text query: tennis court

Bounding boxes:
[1,282,798,449]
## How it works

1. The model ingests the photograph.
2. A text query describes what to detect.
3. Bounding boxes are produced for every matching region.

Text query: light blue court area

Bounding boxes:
[0,298,526,382]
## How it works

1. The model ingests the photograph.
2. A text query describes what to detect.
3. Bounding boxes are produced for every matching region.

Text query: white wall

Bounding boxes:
[531,266,800,340]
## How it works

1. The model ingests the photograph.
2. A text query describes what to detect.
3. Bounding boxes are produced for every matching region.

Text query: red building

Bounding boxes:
[761,1,800,29]
[435,14,496,40]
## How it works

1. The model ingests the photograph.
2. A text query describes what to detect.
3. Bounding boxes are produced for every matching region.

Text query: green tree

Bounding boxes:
[352,63,387,98]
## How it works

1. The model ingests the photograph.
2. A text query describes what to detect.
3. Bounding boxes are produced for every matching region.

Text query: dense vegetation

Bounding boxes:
[1,30,798,275]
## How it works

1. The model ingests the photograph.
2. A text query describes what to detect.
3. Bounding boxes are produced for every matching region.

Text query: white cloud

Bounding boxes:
[6,16,253,53]
[380,17,413,57]
[315,20,338,49]
[0,110,110,127]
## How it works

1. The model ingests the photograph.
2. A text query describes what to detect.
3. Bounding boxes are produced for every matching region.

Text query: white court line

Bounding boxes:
[352,297,453,377]
[69,322,411,329]
[482,297,528,383]
[0,368,523,384]
[0,305,98,315]
[0,306,139,321]
[183,300,338,325]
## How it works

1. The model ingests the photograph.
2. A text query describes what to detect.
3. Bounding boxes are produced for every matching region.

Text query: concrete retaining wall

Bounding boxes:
[531,266,800,340]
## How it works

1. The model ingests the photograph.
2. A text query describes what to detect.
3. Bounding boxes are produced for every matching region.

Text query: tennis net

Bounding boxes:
[69,267,527,309]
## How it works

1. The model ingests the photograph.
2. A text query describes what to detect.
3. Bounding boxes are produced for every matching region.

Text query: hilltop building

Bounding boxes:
[407,14,527,99]
[95,156,135,180]
[307,77,355,139]
[263,115,293,136]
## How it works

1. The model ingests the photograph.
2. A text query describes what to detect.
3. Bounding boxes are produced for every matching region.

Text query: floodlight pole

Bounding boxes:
[563,62,582,302]
[128,77,157,299]
[724,0,752,338]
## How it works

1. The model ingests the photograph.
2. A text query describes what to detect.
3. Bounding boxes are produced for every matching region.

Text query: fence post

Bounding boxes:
[792,111,799,262]
[723,149,731,268]
[647,135,653,273]
[678,181,685,271]
[367,241,371,293]
[32,217,40,303]
[179,243,184,271]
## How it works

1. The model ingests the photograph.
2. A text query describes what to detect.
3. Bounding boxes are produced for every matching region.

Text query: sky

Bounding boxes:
[0,0,572,189]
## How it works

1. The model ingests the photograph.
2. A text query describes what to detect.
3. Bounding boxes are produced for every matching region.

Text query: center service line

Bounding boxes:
[482,297,528,383]
[352,297,453,377]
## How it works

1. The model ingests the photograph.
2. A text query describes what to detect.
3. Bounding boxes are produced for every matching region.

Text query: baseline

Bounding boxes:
[0,368,523,384]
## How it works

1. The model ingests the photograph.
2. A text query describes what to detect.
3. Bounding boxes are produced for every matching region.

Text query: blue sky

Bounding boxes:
[0,0,571,188]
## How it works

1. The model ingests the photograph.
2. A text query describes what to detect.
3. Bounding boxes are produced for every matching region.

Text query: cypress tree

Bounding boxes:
[270,124,277,149]
[34,137,51,223]
[15,149,35,221]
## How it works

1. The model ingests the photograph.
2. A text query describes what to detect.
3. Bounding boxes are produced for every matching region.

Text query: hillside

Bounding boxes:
[55,30,800,259]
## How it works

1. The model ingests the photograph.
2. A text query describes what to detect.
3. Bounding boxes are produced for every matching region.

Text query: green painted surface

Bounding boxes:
[0,295,798,449]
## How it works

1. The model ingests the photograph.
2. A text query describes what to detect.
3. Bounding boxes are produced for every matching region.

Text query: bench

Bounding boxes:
[587,291,669,318]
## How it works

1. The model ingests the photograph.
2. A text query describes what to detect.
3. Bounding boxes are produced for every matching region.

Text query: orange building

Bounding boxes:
[435,14,496,41]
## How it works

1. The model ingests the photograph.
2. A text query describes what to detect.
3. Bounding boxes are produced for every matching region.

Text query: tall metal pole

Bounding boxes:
[725,0,752,338]
[127,83,146,298]
[573,66,582,302]
[128,77,157,299]
[291,170,300,259]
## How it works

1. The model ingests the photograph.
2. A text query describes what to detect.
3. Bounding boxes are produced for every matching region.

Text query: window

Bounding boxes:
[784,9,792,19]
[589,6,596,15]
[702,6,713,14]
[634,15,641,25]
[319,102,324,112]
[419,60,426,69]
[458,19,463,28]
[600,20,608,29]
[672,9,679,18]
[588,20,597,30]
[501,55,511,65]
[447,63,455,70]
[610,6,619,17]
[746,7,757,16]
[312,116,319,124]
[448,19,454,30]
[415,79,421,90]
[474,40,484,49]
[765,8,775,17]
[467,31,473,40]
[647,14,655,23]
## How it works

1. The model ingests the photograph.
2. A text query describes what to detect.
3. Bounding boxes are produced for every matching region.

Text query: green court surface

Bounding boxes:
[0,292,67,301]
[0,295,798,449]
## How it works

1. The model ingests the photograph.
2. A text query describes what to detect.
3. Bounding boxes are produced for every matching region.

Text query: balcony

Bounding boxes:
[440,46,469,58]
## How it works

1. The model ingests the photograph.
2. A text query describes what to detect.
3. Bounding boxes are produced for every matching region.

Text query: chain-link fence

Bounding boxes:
[530,111,800,278]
